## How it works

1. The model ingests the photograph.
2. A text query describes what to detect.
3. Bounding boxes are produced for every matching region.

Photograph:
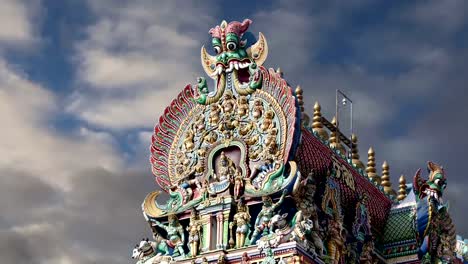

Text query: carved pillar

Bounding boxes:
[201,214,212,252]
[216,212,224,249]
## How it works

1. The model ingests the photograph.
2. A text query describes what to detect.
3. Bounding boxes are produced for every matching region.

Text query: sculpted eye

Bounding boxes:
[214,46,221,54]
[227,42,237,51]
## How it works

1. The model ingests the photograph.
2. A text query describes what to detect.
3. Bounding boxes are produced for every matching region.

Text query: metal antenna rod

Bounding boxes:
[336,89,354,139]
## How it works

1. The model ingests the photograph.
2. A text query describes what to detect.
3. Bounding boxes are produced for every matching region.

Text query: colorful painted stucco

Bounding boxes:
[130,19,466,264]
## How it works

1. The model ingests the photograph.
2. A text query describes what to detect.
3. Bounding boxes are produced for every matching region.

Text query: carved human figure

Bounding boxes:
[222,92,236,115]
[195,148,207,175]
[204,130,218,144]
[209,104,221,126]
[229,199,251,248]
[217,253,227,264]
[184,130,195,151]
[194,113,206,133]
[150,214,186,258]
[240,252,251,264]
[237,95,249,117]
[292,172,325,256]
[252,99,263,119]
[264,128,277,148]
[260,110,275,131]
[251,189,287,243]
[186,209,202,257]
[214,152,236,182]
[327,217,346,264]
[233,168,244,199]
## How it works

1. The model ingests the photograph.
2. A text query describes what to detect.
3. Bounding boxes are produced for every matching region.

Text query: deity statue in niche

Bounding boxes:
[213,151,236,182]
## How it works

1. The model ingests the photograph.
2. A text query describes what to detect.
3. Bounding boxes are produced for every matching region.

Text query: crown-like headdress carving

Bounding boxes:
[209,19,252,39]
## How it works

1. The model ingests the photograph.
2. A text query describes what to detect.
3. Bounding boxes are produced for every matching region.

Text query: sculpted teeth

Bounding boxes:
[239,62,250,69]
[214,61,252,77]
[225,63,234,73]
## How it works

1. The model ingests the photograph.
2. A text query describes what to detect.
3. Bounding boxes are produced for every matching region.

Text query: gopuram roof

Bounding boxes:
[130,19,467,264]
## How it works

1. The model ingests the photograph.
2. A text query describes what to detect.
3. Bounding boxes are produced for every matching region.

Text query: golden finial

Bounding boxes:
[312,101,329,140]
[397,175,407,201]
[295,86,304,113]
[276,67,283,77]
[381,161,393,195]
[329,117,346,155]
[366,147,381,184]
[351,134,365,170]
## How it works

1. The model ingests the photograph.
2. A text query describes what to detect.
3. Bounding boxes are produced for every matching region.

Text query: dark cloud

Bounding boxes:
[0,168,158,263]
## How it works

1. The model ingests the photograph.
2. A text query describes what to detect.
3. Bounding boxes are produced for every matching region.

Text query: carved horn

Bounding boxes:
[247,32,268,66]
[239,19,253,35]
[201,46,217,78]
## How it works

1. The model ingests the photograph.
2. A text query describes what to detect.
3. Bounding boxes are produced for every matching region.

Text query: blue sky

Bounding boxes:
[0,0,467,263]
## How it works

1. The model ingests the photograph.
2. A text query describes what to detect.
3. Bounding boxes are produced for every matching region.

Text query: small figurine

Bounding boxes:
[194,113,206,133]
[260,110,275,131]
[239,121,254,136]
[222,92,236,115]
[252,98,264,119]
[237,95,249,117]
[240,252,251,264]
[209,104,221,126]
[229,199,251,248]
[194,148,207,175]
[217,253,227,264]
[201,257,209,264]
[187,209,202,257]
[233,168,244,199]
[184,130,195,151]
[264,128,278,147]
[204,130,218,144]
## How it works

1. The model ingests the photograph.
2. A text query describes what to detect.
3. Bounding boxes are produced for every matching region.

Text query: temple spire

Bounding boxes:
[312,101,329,140]
[397,175,407,201]
[329,116,346,155]
[295,86,310,127]
[351,134,364,170]
[295,86,304,113]
[366,147,381,184]
[381,161,393,195]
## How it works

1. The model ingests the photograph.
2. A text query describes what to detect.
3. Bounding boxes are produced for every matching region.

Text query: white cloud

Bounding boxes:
[0,60,122,190]
[0,0,40,47]
[69,1,218,130]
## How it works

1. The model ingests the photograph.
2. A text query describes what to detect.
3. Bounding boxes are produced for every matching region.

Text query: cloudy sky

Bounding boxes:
[0,0,467,263]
